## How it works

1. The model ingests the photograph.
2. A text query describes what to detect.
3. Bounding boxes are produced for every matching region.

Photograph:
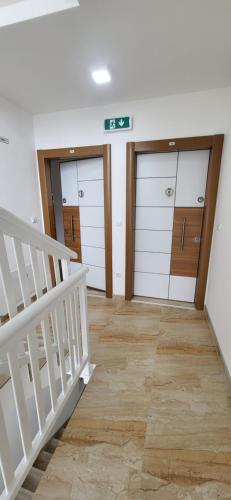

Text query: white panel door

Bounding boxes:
[69,262,105,290]
[135,230,172,253]
[135,252,170,274]
[137,152,178,178]
[79,206,104,227]
[77,157,103,181]
[134,152,177,300]
[60,158,106,291]
[81,246,105,268]
[136,178,176,207]
[86,266,105,290]
[77,157,105,290]
[175,150,210,207]
[60,161,78,206]
[134,272,169,299]
[169,276,197,302]
[136,207,174,231]
[78,180,104,207]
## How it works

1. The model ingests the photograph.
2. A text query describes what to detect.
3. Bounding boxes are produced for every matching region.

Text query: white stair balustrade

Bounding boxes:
[0,206,93,500]
[0,206,76,320]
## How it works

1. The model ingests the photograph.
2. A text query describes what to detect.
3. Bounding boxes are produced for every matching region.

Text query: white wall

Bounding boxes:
[34,86,231,298]
[206,113,231,374]
[0,95,42,229]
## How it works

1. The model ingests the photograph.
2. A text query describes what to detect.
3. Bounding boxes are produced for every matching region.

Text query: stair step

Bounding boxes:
[22,467,43,493]
[63,418,70,428]
[34,450,52,471]
[54,426,66,440]
[16,488,33,500]
[45,437,61,454]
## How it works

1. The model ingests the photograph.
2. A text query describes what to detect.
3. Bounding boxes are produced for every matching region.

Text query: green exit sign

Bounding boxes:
[104,116,133,132]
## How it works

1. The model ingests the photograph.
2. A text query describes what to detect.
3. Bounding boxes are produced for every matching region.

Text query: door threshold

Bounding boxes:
[132,295,196,310]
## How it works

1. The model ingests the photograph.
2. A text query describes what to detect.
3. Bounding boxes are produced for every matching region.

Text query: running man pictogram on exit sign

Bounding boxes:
[104,116,133,132]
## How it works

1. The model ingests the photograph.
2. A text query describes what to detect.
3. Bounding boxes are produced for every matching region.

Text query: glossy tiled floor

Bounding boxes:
[33,296,231,500]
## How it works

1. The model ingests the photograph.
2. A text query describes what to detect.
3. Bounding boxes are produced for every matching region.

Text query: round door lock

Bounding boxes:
[193,236,201,244]
[198,196,204,203]
[62,197,67,204]
[165,187,174,197]
[78,190,84,198]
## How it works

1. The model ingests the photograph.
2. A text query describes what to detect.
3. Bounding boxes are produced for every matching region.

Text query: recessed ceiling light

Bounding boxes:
[92,69,111,85]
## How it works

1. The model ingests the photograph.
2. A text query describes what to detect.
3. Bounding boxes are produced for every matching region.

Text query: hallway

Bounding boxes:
[33,296,231,499]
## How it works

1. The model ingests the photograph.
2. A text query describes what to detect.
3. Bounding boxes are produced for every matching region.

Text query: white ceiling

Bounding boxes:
[0,0,231,114]
[0,1,21,6]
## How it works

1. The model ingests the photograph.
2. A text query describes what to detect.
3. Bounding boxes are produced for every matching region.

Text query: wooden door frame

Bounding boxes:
[125,135,224,309]
[37,144,113,298]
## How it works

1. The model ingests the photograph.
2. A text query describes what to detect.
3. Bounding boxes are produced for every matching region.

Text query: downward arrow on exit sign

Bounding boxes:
[104,116,133,132]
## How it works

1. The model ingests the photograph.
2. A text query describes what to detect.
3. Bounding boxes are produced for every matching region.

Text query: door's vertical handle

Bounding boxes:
[70,215,74,241]
[181,218,186,251]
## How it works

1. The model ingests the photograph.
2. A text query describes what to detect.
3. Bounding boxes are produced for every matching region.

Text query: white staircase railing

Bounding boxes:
[0,206,76,319]
[0,207,93,500]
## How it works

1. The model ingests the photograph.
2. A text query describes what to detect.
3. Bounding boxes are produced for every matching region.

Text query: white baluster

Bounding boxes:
[0,402,14,491]
[65,296,75,379]
[70,291,80,365]
[74,289,83,361]
[7,349,31,458]
[54,304,67,394]
[53,256,61,285]
[43,252,57,344]
[79,280,90,359]
[41,316,57,411]
[29,245,43,298]
[61,259,71,280]
[42,251,52,291]
[13,238,31,307]
[27,330,46,432]
[79,279,91,382]
[0,233,17,317]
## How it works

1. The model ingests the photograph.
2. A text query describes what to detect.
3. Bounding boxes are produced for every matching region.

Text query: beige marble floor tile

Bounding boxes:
[139,472,231,500]
[145,411,231,451]
[33,296,231,500]
[143,447,231,486]
[33,440,143,500]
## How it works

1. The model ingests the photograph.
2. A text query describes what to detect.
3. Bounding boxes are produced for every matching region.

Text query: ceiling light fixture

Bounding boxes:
[0,0,79,28]
[92,69,111,85]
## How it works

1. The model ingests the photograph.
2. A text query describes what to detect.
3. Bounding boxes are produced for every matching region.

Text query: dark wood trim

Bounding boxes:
[37,145,104,160]
[134,135,215,154]
[37,145,113,298]
[125,134,224,309]
[103,144,113,298]
[37,152,55,238]
[125,142,136,300]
